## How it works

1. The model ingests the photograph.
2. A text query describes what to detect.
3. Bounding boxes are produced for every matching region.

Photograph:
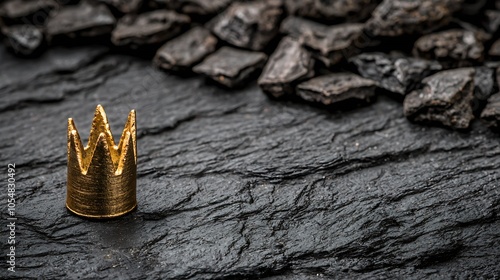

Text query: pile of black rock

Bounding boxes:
[1,0,500,130]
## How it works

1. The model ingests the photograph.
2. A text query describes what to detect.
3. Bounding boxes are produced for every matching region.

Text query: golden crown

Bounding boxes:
[66,105,137,219]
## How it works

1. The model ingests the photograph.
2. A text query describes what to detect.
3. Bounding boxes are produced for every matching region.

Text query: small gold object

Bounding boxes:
[66,105,137,219]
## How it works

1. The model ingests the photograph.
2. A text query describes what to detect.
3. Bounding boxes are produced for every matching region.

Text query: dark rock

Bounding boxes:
[193,47,267,88]
[350,52,442,96]
[2,24,44,56]
[46,1,115,42]
[480,93,500,129]
[460,0,488,16]
[209,0,284,51]
[413,29,484,68]
[296,73,377,106]
[474,66,494,101]
[364,0,463,37]
[497,66,500,88]
[258,37,315,98]
[1,45,500,279]
[404,68,476,129]
[111,10,190,47]
[280,16,364,67]
[99,0,143,14]
[489,39,500,57]
[0,0,58,25]
[451,19,492,42]
[284,0,380,22]
[163,0,232,17]
[483,10,500,34]
[471,66,495,115]
[154,26,217,72]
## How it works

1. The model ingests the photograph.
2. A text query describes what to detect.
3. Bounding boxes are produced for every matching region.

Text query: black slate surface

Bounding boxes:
[0,45,499,279]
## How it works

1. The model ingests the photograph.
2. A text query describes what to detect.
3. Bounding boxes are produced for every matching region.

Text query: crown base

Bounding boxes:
[66,202,137,219]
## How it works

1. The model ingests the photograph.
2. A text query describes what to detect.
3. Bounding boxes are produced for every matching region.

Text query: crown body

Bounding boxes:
[66,105,137,219]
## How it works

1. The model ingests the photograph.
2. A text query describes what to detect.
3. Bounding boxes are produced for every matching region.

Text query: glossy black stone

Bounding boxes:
[2,24,43,56]
[111,10,190,47]
[193,47,267,88]
[280,16,363,67]
[284,0,380,22]
[404,68,476,129]
[296,73,377,105]
[99,0,143,14]
[258,37,315,98]
[45,1,115,42]
[364,0,463,37]
[350,52,442,96]
[0,0,58,25]
[163,0,232,17]
[209,0,284,51]
[413,29,485,68]
[480,93,500,129]
[154,26,217,72]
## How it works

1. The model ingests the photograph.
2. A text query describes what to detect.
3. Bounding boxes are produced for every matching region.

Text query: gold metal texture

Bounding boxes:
[66,105,137,219]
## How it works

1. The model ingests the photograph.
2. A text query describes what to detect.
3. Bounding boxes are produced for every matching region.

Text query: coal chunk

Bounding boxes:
[2,24,44,56]
[0,0,58,25]
[483,10,500,34]
[99,0,143,14]
[46,1,115,42]
[489,39,500,57]
[258,37,315,98]
[284,0,380,22]
[364,0,463,37]
[209,0,283,51]
[296,73,377,106]
[350,52,442,96]
[413,29,484,68]
[280,16,363,67]
[474,66,494,102]
[112,10,190,47]
[480,93,500,129]
[403,68,475,129]
[154,26,217,72]
[193,47,267,88]
[163,0,232,17]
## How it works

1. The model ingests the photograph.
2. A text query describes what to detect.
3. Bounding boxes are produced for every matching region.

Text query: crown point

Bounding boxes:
[68,128,85,172]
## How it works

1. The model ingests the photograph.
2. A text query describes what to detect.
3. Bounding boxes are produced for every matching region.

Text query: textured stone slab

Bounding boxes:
[46,1,115,41]
[404,68,475,129]
[364,0,463,37]
[350,52,442,96]
[413,29,484,68]
[0,46,499,280]
[209,0,283,51]
[258,37,315,98]
[193,47,267,88]
[112,10,190,47]
[154,26,217,72]
[280,16,363,67]
[296,73,377,105]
